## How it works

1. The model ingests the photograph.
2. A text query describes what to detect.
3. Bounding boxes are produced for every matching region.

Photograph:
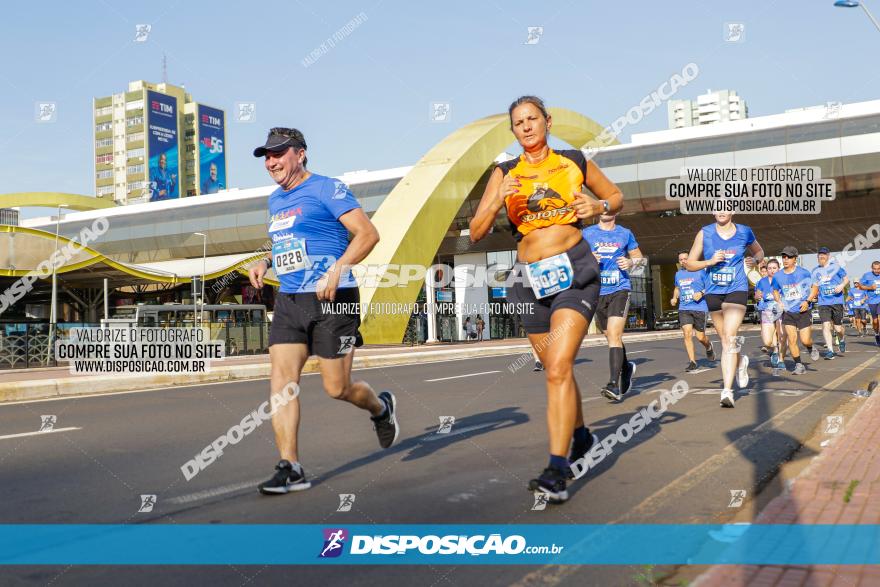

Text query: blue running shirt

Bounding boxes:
[701,223,755,295]
[582,224,639,296]
[268,174,360,294]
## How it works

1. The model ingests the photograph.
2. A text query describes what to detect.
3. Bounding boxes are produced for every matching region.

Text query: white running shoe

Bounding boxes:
[720,389,735,408]
[736,355,750,389]
[810,346,820,362]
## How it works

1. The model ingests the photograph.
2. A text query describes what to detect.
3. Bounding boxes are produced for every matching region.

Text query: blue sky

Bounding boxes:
[1,0,878,208]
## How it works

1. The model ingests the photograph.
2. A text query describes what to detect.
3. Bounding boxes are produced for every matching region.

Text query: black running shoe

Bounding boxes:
[706,342,717,362]
[258,460,311,495]
[533,361,544,372]
[567,432,598,479]
[528,467,568,503]
[620,361,636,395]
[371,391,399,448]
[685,361,698,373]
[601,383,622,402]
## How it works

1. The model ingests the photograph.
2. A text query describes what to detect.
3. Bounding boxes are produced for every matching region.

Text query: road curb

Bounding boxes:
[0,326,759,403]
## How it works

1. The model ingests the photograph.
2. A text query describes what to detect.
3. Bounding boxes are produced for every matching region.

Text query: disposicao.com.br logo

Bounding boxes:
[318,528,562,558]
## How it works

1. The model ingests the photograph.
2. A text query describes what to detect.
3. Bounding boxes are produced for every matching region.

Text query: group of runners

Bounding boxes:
[246,96,880,505]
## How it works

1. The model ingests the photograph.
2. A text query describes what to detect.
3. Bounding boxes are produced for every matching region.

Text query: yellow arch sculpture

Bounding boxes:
[360,108,615,344]
[0,192,117,211]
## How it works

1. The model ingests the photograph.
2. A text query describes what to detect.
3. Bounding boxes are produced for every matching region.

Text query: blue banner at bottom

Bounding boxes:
[1,524,878,565]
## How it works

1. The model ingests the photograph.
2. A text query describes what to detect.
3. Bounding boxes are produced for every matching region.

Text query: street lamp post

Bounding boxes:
[835,0,880,33]
[48,204,68,364]
[194,232,207,325]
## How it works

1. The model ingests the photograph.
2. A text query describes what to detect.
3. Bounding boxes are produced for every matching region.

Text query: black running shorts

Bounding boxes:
[679,310,707,332]
[782,310,812,330]
[705,291,748,312]
[595,290,631,332]
[269,288,364,359]
[509,240,600,335]
[818,304,843,326]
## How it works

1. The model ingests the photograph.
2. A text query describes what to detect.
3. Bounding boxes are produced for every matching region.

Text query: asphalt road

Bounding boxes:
[1,329,878,586]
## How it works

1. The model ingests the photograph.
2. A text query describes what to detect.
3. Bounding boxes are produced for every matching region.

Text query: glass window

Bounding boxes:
[639,143,685,163]
[735,128,787,150]
[594,149,639,167]
[841,114,880,137]
[787,120,840,143]
[685,136,735,157]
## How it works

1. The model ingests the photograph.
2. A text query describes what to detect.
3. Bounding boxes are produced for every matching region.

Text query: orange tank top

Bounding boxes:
[497,149,588,241]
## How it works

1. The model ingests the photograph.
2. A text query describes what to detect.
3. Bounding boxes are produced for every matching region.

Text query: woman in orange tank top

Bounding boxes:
[470,96,623,504]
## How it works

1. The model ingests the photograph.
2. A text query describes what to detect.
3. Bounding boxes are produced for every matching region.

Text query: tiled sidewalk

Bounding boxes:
[694,381,880,587]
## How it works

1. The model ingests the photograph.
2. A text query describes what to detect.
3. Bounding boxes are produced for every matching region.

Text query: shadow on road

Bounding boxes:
[314,406,530,484]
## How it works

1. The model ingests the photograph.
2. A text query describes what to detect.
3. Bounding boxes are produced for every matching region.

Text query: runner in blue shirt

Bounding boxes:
[755,260,785,367]
[774,246,820,374]
[855,261,880,346]
[248,127,399,495]
[810,247,849,359]
[684,212,764,409]
[671,250,716,372]
[850,287,869,336]
[583,215,644,402]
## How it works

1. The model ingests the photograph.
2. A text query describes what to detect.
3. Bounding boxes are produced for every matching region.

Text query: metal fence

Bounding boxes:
[0,322,271,369]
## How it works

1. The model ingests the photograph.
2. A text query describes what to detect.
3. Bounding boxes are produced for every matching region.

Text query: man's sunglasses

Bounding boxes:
[781,254,796,259]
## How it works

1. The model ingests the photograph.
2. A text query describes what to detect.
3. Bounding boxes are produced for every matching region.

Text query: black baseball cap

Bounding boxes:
[818,246,830,254]
[253,127,307,157]
[781,246,799,257]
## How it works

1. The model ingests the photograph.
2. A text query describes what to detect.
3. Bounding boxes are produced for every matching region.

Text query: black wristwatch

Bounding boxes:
[264,255,272,269]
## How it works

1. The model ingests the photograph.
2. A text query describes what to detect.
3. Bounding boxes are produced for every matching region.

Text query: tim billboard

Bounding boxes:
[198,105,226,194]
[147,90,179,201]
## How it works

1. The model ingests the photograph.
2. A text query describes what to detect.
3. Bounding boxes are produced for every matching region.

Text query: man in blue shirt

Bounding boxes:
[671,250,716,372]
[582,213,644,402]
[850,287,869,336]
[201,162,223,194]
[149,153,177,201]
[810,247,849,359]
[774,246,820,374]
[248,127,399,495]
[855,261,880,346]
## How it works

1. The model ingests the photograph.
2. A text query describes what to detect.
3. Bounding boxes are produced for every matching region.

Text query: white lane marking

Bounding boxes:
[0,427,81,440]
[625,350,650,354]
[424,370,501,382]
[167,478,266,505]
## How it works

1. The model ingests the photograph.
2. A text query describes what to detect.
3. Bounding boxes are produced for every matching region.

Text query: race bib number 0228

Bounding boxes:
[272,238,311,275]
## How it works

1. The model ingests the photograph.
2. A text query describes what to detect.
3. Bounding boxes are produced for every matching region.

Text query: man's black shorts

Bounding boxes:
[269,288,363,359]
[705,291,748,312]
[679,310,707,332]
[595,290,631,331]
[509,240,600,335]
[854,308,868,320]
[782,310,812,330]
[818,304,844,326]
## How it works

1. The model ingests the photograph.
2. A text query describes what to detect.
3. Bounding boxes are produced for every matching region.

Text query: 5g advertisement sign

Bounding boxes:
[198,105,226,194]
